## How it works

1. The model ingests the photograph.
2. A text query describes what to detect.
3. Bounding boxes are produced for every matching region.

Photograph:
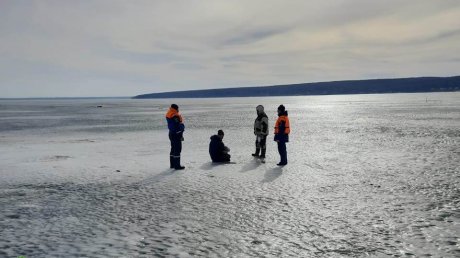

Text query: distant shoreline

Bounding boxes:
[133,76,460,99]
[0,91,458,101]
[1,76,459,100]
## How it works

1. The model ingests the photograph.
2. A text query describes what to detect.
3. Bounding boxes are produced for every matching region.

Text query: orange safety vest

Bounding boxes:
[274,115,290,134]
[165,108,183,122]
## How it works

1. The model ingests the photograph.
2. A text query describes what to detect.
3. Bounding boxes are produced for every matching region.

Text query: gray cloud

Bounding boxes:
[1,0,460,97]
[221,27,290,46]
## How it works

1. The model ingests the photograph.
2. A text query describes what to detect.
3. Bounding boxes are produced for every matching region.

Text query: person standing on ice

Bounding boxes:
[274,105,290,166]
[252,105,269,163]
[209,130,231,163]
[165,104,185,170]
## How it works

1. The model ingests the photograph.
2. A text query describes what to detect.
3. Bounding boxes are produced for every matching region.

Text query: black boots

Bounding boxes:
[260,148,266,163]
[253,148,265,158]
[171,157,185,170]
[260,148,266,159]
[252,148,260,157]
[253,148,266,163]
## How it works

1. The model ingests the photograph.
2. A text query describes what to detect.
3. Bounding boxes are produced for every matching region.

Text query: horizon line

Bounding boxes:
[2,74,459,99]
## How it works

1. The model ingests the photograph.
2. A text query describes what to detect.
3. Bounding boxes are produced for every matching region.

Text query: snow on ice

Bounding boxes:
[0,93,459,257]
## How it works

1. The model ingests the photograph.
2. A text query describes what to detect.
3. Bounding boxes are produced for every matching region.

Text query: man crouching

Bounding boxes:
[209,130,231,163]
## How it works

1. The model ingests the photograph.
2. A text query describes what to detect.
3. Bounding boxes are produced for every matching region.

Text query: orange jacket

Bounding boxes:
[274,113,290,142]
[274,115,290,134]
[165,108,183,122]
[165,108,184,135]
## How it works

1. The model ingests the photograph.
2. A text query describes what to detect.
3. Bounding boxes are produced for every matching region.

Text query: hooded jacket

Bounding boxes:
[274,110,290,142]
[165,107,185,139]
[254,111,269,136]
[209,135,228,161]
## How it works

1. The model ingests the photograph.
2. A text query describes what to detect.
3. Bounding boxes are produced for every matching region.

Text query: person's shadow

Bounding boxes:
[239,159,261,172]
[138,169,177,186]
[200,162,232,170]
[200,162,215,170]
[261,167,283,183]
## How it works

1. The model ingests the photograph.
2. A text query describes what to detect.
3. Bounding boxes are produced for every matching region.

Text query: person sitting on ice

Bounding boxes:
[209,130,231,163]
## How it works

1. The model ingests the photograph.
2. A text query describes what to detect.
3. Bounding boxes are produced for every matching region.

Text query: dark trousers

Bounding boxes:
[277,141,287,164]
[212,153,231,163]
[255,135,267,149]
[169,134,182,168]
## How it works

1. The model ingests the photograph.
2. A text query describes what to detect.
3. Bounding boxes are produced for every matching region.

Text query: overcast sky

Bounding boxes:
[1,0,459,97]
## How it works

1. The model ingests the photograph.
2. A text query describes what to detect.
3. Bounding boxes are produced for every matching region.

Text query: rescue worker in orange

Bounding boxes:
[165,104,185,170]
[274,104,290,166]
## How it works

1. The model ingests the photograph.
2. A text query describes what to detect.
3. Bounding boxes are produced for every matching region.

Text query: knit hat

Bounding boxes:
[171,104,179,110]
[277,105,285,112]
[218,130,224,136]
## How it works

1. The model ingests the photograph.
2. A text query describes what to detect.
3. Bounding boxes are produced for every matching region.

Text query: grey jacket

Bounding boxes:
[254,112,269,136]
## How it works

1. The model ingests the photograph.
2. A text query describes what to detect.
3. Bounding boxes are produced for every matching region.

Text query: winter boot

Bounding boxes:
[260,148,266,163]
[170,156,174,168]
[174,157,185,170]
[252,148,260,157]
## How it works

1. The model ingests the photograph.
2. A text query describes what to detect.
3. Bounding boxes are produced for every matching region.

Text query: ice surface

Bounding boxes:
[0,93,459,257]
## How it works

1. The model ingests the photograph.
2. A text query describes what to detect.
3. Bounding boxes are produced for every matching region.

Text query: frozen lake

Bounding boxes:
[1,93,459,257]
